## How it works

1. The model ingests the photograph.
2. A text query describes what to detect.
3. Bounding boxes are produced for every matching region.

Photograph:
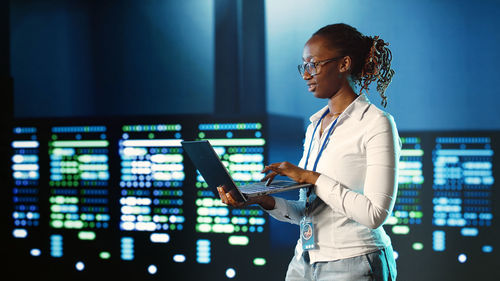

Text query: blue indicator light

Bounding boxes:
[482,245,493,253]
[121,237,134,260]
[50,235,63,257]
[432,231,445,252]
[460,228,479,237]
[196,239,211,264]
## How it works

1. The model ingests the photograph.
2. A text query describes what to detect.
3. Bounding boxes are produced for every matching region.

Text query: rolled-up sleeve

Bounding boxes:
[314,114,401,229]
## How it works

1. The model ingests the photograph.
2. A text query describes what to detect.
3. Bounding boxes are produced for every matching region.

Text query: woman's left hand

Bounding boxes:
[261,161,320,185]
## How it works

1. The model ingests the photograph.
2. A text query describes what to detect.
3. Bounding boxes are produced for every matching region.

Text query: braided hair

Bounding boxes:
[313,23,395,107]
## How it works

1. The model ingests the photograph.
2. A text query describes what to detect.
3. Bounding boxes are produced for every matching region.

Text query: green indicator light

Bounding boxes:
[400,149,424,157]
[65,220,84,229]
[78,231,96,240]
[51,220,63,228]
[198,132,205,139]
[155,216,167,223]
[200,198,215,207]
[228,235,249,246]
[197,217,212,224]
[51,213,64,220]
[412,242,424,251]
[212,224,234,233]
[414,177,424,184]
[385,216,398,225]
[392,225,410,235]
[196,224,211,233]
[401,137,420,144]
[148,133,155,139]
[253,258,266,266]
[99,252,111,259]
[256,123,262,129]
[409,211,423,219]
[51,140,109,148]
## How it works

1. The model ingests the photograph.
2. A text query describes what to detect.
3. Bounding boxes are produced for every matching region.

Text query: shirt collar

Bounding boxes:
[309,93,372,123]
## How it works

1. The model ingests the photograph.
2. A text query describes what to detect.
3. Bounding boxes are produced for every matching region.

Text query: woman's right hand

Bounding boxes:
[217,185,276,210]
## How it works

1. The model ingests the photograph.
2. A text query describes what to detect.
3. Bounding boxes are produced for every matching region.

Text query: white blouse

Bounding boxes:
[266,93,401,264]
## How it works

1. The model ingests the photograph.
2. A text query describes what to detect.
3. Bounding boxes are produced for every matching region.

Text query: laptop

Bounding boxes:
[181,140,312,202]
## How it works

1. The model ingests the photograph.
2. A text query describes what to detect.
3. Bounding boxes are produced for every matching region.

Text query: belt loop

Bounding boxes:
[303,251,310,263]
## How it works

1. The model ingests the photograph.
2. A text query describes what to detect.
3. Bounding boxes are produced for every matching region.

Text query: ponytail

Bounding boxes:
[359,36,395,107]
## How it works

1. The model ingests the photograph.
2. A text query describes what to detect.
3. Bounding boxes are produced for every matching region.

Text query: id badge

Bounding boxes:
[300,217,316,251]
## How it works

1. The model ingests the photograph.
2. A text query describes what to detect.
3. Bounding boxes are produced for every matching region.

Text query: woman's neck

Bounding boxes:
[327,87,358,117]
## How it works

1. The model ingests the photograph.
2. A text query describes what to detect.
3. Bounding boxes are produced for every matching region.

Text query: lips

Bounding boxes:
[307,83,317,92]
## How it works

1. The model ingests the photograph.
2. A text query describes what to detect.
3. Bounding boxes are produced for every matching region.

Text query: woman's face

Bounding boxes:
[302,35,345,99]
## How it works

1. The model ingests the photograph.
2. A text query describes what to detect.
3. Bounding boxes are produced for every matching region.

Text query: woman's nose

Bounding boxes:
[302,71,312,80]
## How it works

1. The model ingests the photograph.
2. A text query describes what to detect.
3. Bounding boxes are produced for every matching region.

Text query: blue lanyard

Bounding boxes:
[304,109,338,172]
[303,109,338,207]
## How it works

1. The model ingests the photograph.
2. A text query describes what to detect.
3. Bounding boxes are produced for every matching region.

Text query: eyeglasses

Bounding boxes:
[297,56,344,77]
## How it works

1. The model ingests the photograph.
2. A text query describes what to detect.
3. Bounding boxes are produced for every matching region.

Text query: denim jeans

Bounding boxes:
[285,246,397,281]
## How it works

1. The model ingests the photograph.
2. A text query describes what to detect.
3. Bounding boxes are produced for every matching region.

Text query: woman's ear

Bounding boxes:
[339,56,352,73]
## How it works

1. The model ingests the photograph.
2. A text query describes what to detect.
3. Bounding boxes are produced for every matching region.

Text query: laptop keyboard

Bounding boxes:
[239,180,298,193]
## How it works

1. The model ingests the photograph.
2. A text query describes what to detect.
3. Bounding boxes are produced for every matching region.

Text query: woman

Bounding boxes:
[218,23,400,281]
